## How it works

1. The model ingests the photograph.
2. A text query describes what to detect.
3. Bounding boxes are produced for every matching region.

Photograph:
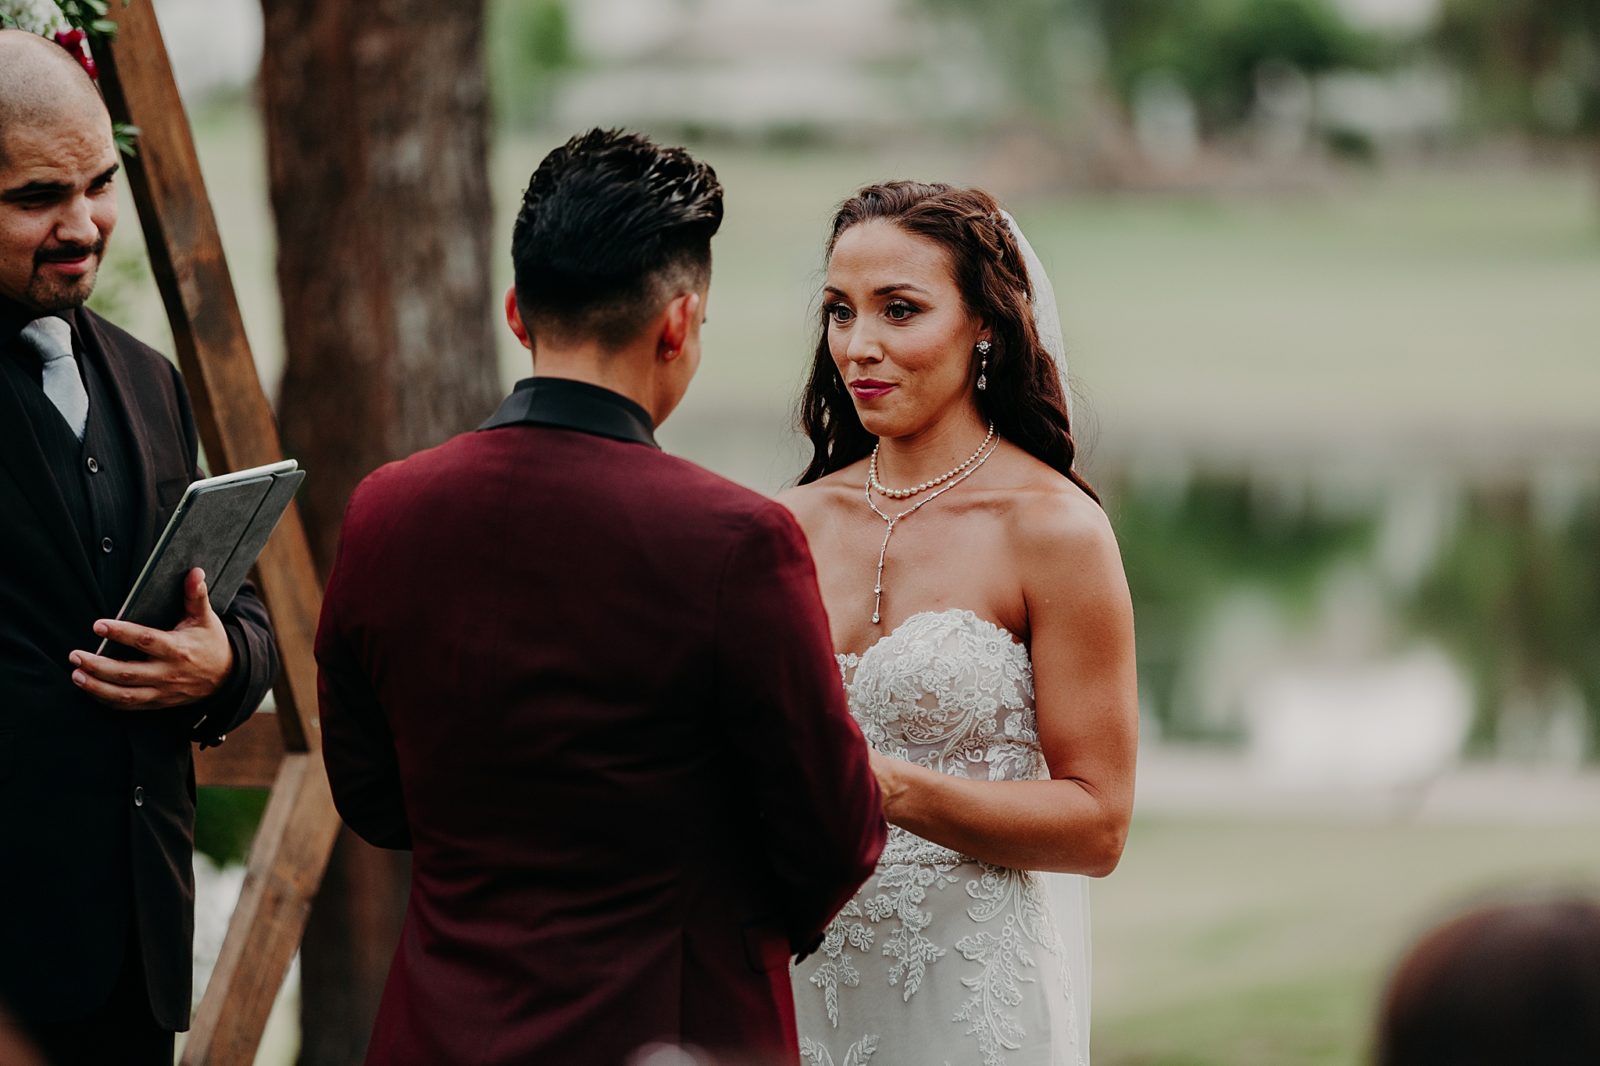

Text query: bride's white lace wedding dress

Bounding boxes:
[792,609,1092,1066]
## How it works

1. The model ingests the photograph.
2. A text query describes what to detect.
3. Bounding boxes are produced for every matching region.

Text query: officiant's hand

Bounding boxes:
[68,568,235,710]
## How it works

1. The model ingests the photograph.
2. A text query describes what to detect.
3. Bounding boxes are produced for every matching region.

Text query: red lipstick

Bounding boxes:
[849,378,897,401]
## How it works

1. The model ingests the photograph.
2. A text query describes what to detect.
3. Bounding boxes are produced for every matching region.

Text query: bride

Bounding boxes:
[782,182,1138,1066]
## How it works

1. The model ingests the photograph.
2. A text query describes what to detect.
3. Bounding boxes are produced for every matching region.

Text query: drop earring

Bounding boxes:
[976,340,991,391]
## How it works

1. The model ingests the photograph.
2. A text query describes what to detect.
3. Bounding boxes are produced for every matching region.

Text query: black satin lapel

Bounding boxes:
[0,367,102,609]
[479,378,660,448]
[78,312,161,560]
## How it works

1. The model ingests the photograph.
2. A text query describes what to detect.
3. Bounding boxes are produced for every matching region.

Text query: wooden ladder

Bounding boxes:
[98,3,342,1061]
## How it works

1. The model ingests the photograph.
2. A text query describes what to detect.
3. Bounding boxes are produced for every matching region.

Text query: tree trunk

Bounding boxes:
[1592,131,1600,223]
[260,0,499,573]
[257,1,498,1061]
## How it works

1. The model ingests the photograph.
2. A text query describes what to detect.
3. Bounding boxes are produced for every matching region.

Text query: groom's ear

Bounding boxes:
[505,286,533,351]
[657,291,701,363]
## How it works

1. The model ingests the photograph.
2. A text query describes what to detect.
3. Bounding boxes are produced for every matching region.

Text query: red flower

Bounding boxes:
[52,28,98,81]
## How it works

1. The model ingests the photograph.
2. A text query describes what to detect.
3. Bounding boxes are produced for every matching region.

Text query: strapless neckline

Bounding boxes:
[836,607,1027,670]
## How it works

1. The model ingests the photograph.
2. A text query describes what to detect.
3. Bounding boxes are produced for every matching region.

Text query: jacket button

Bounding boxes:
[100,537,113,554]
[133,786,144,807]
[86,456,99,473]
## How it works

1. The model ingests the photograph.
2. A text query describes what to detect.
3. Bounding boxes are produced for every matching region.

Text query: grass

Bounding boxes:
[214,809,1599,1065]
[1090,816,1600,1065]
[1014,171,1600,459]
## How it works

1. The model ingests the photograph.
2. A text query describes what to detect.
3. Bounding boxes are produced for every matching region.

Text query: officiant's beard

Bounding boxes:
[27,239,105,312]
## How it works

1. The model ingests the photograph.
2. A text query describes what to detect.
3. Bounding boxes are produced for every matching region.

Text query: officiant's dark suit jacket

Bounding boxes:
[317,377,886,1066]
[0,302,278,1032]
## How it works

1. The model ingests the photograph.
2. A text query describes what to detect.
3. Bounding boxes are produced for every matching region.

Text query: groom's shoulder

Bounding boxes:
[342,430,783,524]
[644,450,794,532]
[337,428,494,519]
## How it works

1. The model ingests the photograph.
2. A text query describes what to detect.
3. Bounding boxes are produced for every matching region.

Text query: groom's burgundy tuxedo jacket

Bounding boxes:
[317,377,886,1066]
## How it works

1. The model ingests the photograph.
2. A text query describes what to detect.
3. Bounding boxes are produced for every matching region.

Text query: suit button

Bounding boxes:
[86,456,99,473]
[133,786,145,807]
[101,537,113,554]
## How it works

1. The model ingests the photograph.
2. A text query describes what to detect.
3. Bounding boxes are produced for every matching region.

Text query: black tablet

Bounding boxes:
[97,459,305,656]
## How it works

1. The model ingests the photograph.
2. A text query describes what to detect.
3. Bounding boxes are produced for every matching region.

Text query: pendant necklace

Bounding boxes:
[864,424,997,625]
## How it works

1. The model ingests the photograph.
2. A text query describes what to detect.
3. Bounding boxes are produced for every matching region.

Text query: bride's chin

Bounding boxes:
[855,410,907,441]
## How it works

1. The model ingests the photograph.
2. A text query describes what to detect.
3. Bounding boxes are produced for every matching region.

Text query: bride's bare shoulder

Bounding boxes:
[774,463,867,533]
[1001,460,1128,619]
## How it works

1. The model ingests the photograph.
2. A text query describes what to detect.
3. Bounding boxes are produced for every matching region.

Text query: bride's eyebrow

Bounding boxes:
[821,283,930,299]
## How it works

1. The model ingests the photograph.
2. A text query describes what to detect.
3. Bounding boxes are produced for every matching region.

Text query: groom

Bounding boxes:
[316,129,885,1064]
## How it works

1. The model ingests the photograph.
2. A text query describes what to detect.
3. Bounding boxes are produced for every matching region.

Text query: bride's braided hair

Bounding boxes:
[797,181,1097,504]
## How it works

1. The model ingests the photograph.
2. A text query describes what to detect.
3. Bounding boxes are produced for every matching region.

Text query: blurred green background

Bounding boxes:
[89,0,1600,1061]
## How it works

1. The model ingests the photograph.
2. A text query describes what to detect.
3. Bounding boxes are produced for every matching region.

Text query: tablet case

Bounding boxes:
[98,460,305,658]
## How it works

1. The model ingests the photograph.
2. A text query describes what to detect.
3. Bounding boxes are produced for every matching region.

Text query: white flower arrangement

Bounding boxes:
[0,0,72,37]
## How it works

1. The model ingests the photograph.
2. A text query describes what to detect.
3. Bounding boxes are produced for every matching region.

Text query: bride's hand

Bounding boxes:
[868,748,909,821]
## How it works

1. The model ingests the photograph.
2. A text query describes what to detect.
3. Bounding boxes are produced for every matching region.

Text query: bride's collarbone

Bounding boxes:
[825,501,1008,554]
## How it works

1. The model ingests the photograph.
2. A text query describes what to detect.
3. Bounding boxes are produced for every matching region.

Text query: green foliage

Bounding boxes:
[920,0,1092,124]
[194,787,270,867]
[1433,0,1600,135]
[84,237,152,324]
[112,122,140,157]
[1111,474,1600,753]
[1109,475,1376,736]
[918,0,1381,135]
[57,0,116,38]
[1099,0,1383,131]
[487,0,576,129]
[1407,488,1600,755]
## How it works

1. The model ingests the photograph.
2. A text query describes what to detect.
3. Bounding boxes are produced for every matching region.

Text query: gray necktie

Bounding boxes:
[20,317,88,440]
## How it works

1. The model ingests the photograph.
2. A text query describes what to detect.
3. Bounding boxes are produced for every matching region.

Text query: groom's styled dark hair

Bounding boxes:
[512,128,723,348]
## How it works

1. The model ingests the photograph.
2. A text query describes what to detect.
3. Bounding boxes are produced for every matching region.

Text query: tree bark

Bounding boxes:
[1592,132,1600,223]
[257,1,498,1061]
[260,0,500,573]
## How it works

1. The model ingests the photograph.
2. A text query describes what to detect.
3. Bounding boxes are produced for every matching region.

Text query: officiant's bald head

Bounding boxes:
[0,30,110,162]
[0,30,118,312]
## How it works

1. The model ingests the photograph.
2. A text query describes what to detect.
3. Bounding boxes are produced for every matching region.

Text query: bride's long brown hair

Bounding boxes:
[796,181,1097,504]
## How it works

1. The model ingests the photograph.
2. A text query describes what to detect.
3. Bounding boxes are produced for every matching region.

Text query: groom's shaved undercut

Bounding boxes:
[512,128,722,348]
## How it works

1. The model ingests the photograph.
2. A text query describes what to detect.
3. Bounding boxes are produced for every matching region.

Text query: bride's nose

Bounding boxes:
[845,324,884,365]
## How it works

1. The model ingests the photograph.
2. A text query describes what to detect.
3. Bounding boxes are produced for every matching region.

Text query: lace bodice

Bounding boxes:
[837,609,1047,865]
[840,608,1045,779]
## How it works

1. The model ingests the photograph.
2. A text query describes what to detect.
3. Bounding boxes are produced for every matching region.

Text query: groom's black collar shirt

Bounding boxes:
[480,376,659,449]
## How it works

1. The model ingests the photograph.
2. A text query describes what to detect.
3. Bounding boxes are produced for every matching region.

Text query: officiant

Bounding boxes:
[0,29,278,1064]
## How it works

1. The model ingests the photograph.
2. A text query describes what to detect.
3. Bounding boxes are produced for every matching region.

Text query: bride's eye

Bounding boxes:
[885,300,919,321]
[825,302,855,325]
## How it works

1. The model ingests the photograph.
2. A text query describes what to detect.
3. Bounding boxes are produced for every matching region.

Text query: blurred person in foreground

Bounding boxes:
[315,128,886,1065]
[0,1008,44,1066]
[1375,893,1600,1066]
[0,30,278,1065]
[783,182,1138,1064]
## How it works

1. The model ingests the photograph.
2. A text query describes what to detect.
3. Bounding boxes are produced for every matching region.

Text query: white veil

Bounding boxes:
[999,210,1073,421]
[1000,209,1094,1057]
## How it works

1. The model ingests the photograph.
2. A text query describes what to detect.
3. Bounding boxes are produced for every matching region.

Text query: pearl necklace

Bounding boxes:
[864,433,1000,625]
[869,423,996,499]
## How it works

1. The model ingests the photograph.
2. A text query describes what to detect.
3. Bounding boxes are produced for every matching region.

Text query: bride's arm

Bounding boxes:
[872,495,1138,876]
